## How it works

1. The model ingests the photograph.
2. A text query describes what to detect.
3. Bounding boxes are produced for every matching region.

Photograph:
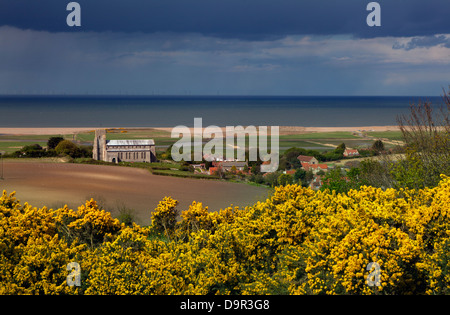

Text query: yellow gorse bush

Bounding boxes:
[1,175,450,294]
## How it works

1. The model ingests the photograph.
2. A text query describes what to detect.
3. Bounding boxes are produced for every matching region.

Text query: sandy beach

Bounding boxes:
[0,127,100,135]
[0,126,401,136]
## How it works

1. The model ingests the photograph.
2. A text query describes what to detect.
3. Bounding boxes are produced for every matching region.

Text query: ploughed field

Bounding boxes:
[0,162,270,225]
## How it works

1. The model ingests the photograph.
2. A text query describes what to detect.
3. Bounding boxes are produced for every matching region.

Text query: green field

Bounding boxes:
[278,140,331,152]
[312,139,376,148]
[0,141,48,154]
[281,131,360,140]
[1,128,403,156]
[0,134,72,141]
[366,131,404,141]
[150,169,218,179]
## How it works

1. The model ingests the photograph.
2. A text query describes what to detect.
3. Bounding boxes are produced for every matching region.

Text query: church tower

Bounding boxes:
[93,129,106,161]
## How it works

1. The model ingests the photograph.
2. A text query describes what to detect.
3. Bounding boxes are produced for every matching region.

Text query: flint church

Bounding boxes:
[93,129,157,163]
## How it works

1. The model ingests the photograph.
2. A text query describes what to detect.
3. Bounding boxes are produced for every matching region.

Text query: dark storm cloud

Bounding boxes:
[393,35,450,51]
[1,0,449,39]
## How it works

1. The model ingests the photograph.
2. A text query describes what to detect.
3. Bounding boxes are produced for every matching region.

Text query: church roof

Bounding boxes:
[106,139,155,146]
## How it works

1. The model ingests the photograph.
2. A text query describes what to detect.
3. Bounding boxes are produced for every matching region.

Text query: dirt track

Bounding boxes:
[0,162,270,225]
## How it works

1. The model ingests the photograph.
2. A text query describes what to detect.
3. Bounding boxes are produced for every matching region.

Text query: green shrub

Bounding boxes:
[47,136,65,150]
[55,140,82,158]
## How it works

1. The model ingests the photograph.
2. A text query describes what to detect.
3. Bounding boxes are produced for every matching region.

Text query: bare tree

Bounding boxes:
[395,87,450,188]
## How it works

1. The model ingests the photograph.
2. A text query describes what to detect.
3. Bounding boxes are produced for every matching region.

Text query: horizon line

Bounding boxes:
[0,93,442,98]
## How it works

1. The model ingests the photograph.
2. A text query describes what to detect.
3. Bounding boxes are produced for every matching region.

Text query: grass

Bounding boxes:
[279,140,331,149]
[73,156,224,181]
[280,132,360,140]
[148,162,181,170]
[0,141,48,154]
[311,139,377,148]
[2,157,65,163]
[366,131,404,141]
[0,134,71,141]
[72,158,214,179]
[151,169,218,180]
[1,129,363,154]
[1,128,383,167]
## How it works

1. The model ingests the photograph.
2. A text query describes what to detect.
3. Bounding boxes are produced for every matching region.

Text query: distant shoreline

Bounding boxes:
[0,126,401,136]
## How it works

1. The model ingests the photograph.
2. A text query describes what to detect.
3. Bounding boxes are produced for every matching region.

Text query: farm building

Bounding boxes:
[220,161,248,172]
[209,161,248,175]
[343,149,360,157]
[93,129,156,163]
[301,162,328,174]
[297,155,319,165]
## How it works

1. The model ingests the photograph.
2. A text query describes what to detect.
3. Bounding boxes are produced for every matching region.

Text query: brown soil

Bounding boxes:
[0,162,269,226]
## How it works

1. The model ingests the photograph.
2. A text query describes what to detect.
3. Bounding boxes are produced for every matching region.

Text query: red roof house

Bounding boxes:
[301,162,328,174]
[297,155,319,164]
[343,149,360,157]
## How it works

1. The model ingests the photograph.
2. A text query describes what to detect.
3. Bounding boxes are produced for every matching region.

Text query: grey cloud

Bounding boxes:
[0,25,448,96]
[393,35,450,50]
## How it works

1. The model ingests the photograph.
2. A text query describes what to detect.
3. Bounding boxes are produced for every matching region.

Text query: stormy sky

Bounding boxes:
[1,0,449,95]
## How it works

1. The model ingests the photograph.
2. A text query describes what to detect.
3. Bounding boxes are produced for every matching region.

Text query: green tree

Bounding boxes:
[371,139,385,154]
[335,143,346,155]
[16,144,46,158]
[321,168,349,193]
[292,168,314,187]
[316,169,326,176]
[159,144,173,160]
[278,173,293,186]
[47,136,65,150]
[250,173,265,184]
[55,140,82,158]
[293,168,306,184]
[321,167,363,193]
[79,145,93,158]
[389,151,426,190]
[358,159,392,189]
[250,164,260,175]
[303,170,314,187]
[279,147,304,170]
[263,172,279,187]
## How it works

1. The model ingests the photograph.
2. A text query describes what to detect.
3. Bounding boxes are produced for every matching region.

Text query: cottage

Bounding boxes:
[297,155,319,165]
[284,169,296,175]
[209,161,248,175]
[219,161,248,172]
[93,129,157,163]
[301,162,328,174]
[343,149,360,157]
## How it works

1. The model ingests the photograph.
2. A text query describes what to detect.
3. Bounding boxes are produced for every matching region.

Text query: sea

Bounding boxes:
[0,95,443,128]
